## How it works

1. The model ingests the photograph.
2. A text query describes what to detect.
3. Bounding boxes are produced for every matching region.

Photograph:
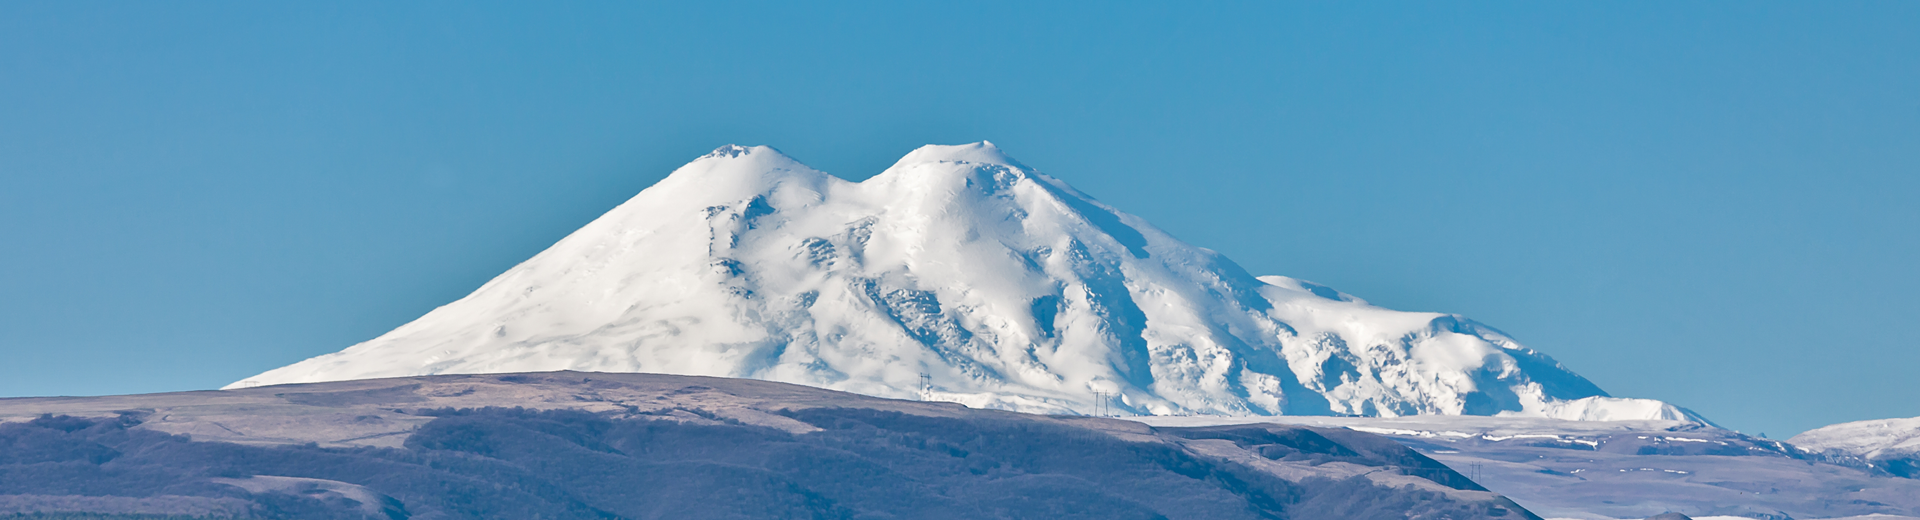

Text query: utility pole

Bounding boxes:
[919,372,932,401]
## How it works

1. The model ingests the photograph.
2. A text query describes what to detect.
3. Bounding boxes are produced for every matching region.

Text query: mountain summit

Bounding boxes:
[232,142,1698,421]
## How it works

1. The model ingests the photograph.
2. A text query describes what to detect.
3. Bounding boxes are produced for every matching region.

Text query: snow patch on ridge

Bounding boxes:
[1502,395,1713,423]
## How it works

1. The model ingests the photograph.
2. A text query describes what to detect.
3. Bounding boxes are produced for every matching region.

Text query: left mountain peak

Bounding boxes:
[640,145,832,210]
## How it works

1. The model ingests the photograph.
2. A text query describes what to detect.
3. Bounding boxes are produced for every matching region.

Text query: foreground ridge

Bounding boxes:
[1,371,1540,520]
[231,142,1699,422]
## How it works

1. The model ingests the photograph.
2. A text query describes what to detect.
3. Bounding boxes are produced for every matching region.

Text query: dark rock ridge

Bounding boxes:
[0,371,1535,520]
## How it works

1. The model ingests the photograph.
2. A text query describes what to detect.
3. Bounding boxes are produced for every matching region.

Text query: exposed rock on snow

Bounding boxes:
[230,142,1697,422]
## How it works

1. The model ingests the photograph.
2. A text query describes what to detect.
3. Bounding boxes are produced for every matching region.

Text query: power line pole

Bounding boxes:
[919,372,932,401]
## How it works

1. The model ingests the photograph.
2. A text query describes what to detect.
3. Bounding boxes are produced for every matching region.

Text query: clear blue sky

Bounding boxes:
[2,2,1915,437]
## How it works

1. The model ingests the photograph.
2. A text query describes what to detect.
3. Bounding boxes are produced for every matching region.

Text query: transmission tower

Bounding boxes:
[919,372,932,401]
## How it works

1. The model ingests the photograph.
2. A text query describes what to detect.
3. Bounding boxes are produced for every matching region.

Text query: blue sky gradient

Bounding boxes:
[2,1,1915,437]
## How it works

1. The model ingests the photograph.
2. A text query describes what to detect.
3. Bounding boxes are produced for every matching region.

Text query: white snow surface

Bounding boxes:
[230,142,1696,421]
[1792,415,1920,459]
[1511,395,1705,422]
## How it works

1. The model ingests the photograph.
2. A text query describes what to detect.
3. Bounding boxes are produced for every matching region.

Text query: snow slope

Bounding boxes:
[1792,415,1920,477]
[230,142,1697,421]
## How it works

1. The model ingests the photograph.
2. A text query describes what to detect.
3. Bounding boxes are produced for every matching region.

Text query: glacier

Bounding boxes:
[230,142,1699,422]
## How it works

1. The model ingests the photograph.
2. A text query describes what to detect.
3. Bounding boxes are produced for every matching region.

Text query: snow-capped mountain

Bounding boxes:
[231,142,1698,421]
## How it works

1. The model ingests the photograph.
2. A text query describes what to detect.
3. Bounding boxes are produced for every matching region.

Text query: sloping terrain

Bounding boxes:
[0,371,1534,520]
[230,142,1690,422]
[1792,415,1920,479]
[1132,415,1920,520]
